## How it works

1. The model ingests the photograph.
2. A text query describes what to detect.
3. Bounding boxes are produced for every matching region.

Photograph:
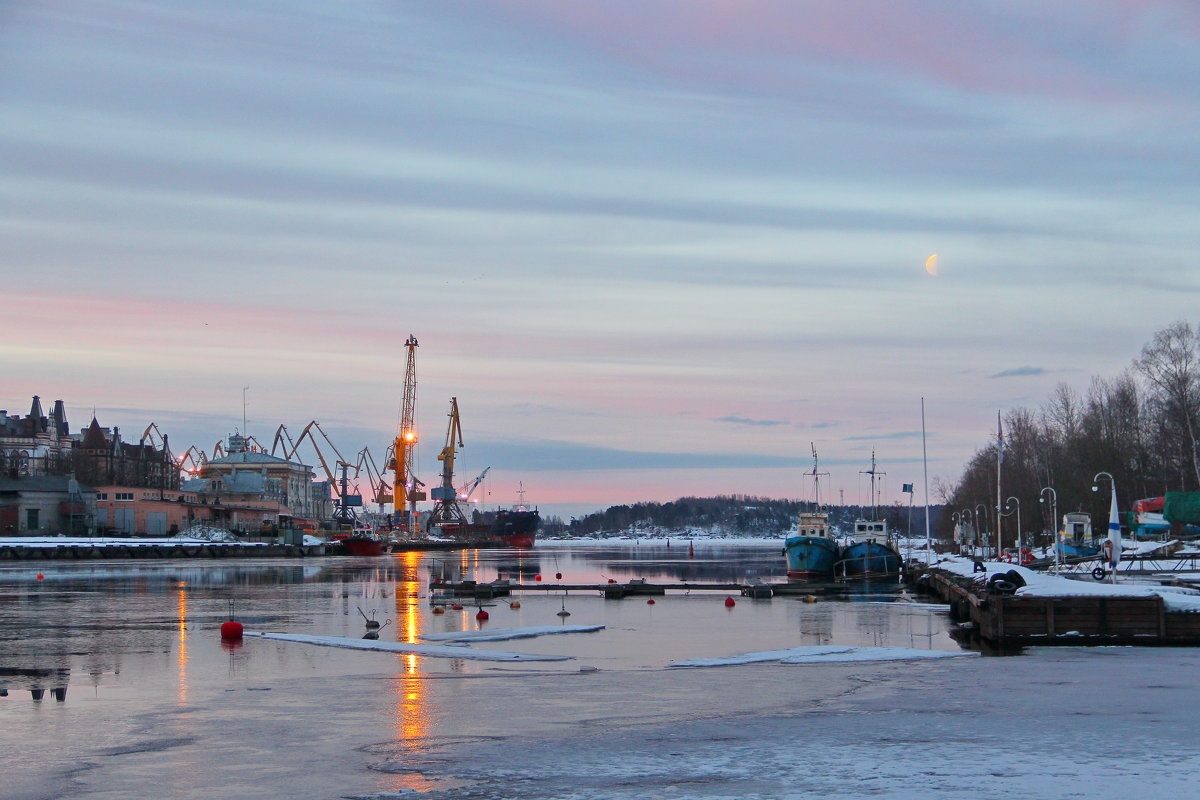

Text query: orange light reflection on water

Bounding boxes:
[388,551,433,793]
[176,585,188,706]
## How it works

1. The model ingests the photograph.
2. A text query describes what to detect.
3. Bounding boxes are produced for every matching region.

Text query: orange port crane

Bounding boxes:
[392,334,425,530]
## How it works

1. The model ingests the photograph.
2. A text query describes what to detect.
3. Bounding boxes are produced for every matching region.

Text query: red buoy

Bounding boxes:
[555,572,562,580]
[36,573,44,581]
[220,620,244,639]
[646,598,656,605]
[476,610,489,621]
[535,574,542,582]
[607,578,616,584]
[451,603,463,610]
[724,597,736,608]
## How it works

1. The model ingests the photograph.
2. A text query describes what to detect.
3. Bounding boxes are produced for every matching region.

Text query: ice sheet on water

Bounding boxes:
[669,645,977,668]
[419,624,604,642]
[243,631,573,661]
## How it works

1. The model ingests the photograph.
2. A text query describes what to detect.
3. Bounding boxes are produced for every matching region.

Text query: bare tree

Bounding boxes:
[1135,321,1200,487]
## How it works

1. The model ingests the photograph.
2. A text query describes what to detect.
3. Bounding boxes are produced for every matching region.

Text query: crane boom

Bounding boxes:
[393,335,423,527]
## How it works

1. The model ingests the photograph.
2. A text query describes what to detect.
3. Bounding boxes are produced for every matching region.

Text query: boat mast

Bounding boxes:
[860,450,885,521]
[808,443,829,510]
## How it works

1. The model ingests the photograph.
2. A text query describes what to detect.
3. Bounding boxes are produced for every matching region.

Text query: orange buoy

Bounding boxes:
[220,620,244,639]
[646,598,656,605]
[476,610,489,621]
[510,601,521,609]
[36,573,44,581]
[535,574,542,582]
[432,606,446,615]
[724,597,736,608]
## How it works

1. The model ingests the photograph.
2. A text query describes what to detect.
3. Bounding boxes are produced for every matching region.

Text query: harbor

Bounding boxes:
[6,540,1200,800]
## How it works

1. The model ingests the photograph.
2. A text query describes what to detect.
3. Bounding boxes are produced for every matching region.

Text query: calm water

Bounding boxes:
[0,541,962,799]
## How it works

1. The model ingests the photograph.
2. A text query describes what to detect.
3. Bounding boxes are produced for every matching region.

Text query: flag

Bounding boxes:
[1107,483,1121,577]
[902,483,914,493]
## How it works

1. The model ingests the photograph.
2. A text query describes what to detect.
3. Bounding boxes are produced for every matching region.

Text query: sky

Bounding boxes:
[3,1,1199,520]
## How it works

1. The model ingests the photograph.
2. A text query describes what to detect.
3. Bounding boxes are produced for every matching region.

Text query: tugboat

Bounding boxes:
[331,462,389,556]
[839,451,902,579]
[783,445,838,579]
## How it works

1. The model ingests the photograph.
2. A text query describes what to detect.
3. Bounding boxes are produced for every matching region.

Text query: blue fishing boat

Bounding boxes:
[839,451,902,579]
[785,511,839,579]
[840,519,903,578]
[783,445,839,579]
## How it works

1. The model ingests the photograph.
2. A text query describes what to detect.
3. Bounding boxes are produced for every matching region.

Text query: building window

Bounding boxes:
[26,509,39,529]
[115,492,134,501]
[96,493,108,500]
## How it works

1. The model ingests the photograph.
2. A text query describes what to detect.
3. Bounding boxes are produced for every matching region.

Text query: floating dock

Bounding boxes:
[432,578,852,600]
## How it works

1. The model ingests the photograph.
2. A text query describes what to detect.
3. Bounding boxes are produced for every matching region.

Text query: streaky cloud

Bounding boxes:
[715,415,789,427]
[990,366,1047,378]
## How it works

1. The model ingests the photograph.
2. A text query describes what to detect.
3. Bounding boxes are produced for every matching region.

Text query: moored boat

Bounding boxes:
[840,519,902,578]
[783,445,837,579]
[334,525,389,557]
[785,512,839,578]
[839,451,901,579]
[489,506,539,549]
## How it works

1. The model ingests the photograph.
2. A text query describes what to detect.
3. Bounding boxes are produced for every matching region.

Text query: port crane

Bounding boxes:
[424,397,467,529]
[271,421,364,513]
[460,466,491,503]
[390,334,425,531]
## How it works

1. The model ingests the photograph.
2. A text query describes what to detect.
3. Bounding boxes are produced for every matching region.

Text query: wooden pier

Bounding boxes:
[920,568,1200,646]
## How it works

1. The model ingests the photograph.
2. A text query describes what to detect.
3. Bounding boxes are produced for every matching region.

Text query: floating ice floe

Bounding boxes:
[419,624,604,643]
[243,631,573,661]
[669,645,977,668]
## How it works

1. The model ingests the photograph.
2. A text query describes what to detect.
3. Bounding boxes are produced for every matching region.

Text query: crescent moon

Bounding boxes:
[924,254,938,276]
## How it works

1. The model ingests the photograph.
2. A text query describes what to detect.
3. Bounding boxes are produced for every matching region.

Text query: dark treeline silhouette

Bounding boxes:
[565,495,933,537]
[946,321,1200,548]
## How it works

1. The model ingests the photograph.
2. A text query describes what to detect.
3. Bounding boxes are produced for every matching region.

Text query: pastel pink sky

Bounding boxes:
[3,1,1198,518]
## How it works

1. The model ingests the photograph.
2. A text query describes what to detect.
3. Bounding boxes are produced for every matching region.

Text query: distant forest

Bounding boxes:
[551,495,940,538]
[947,321,1200,546]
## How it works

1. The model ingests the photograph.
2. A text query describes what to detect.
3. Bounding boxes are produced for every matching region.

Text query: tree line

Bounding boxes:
[945,321,1200,547]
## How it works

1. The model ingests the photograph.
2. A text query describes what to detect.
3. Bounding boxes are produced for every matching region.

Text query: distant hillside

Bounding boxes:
[561,495,942,538]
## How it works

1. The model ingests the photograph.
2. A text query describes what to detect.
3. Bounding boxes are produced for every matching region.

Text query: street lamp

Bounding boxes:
[975,504,989,558]
[1040,487,1058,574]
[1001,496,1020,563]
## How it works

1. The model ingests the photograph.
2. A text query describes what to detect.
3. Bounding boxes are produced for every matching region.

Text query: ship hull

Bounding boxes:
[784,536,839,578]
[340,537,389,557]
[840,540,902,578]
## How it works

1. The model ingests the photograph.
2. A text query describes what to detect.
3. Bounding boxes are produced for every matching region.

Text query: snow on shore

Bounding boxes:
[243,631,573,661]
[932,556,1200,611]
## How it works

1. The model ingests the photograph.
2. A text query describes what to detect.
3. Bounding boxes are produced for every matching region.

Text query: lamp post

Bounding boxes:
[962,508,974,556]
[975,504,989,559]
[1001,496,1020,563]
[1040,487,1058,574]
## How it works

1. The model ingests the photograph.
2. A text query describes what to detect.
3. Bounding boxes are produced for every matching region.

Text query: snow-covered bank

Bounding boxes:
[932,556,1200,611]
[419,625,604,643]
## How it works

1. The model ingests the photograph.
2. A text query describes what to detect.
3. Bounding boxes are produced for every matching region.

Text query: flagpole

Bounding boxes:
[996,410,1003,561]
[922,397,931,564]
